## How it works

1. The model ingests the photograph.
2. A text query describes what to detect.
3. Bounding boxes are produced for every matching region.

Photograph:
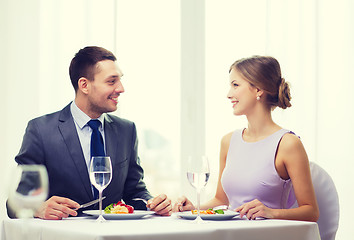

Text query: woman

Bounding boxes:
[173,56,319,221]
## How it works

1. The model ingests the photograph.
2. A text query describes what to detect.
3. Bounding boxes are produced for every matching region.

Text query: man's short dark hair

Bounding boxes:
[69,46,117,92]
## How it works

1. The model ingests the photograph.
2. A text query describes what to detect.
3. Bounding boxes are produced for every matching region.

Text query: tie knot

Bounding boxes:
[87,119,101,130]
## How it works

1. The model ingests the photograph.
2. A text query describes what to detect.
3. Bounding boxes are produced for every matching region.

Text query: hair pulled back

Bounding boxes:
[230,55,291,109]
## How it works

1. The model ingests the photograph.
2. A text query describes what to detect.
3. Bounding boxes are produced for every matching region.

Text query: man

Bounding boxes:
[7,46,172,219]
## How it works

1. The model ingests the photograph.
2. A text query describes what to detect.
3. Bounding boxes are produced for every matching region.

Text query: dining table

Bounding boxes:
[1,212,321,240]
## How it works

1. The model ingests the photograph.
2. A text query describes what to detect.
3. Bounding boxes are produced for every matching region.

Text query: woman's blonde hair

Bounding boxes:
[230,55,291,110]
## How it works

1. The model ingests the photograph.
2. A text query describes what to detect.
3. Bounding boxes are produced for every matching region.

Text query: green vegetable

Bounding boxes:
[214,209,225,214]
[208,208,225,214]
[104,203,114,214]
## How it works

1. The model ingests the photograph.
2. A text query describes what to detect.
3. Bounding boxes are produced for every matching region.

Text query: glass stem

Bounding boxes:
[99,190,103,216]
[197,188,201,218]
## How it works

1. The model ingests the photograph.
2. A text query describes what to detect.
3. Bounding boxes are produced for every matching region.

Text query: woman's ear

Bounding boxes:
[78,77,89,94]
[256,88,264,98]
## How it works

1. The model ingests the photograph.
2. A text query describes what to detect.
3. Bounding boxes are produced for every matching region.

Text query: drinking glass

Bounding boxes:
[8,164,49,218]
[187,155,210,223]
[7,165,48,240]
[89,156,112,222]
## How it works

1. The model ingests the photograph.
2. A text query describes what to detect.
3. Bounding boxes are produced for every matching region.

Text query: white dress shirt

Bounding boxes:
[70,101,106,170]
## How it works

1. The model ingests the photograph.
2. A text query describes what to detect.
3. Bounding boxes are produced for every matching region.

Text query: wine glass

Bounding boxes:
[8,164,49,218]
[187,155,210,223]
[7,165,48,240]
[89,156,112,222]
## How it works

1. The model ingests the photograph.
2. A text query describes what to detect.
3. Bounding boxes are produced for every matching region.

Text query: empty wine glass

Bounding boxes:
[187,155,210,223]
[7,164,48,240]
[89,156,112,222]
[8,164,49,218]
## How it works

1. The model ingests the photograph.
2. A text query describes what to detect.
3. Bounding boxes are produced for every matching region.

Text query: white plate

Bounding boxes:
[176,210,239,220]
[83,210,155,220]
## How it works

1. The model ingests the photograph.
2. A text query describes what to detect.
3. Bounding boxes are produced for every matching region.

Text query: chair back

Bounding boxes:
[291,162,339,240]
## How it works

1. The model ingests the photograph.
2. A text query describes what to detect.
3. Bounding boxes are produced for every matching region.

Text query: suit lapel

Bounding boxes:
[58,104,93,199]
[104,114,120,161]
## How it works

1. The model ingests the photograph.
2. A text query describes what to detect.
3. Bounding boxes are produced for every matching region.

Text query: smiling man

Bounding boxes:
[7,46,172,219]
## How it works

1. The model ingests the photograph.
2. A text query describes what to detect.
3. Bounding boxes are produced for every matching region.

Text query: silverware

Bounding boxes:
[213,205,229,211]
[79,196,106,209]
[132,198,148,204]
[132,198,151,211]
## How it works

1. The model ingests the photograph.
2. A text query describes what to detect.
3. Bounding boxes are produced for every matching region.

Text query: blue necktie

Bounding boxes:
[87,119,105,199]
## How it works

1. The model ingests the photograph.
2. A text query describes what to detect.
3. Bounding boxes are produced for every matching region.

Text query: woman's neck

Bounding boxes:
[244,109,281,142]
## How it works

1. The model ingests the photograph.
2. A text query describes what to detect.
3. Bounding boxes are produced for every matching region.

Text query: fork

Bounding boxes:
[132,198,148,204]
[132,198,150,210]
[213,205,229,211]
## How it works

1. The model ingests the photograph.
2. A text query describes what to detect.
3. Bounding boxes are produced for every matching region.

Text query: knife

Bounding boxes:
[78,196,107,209]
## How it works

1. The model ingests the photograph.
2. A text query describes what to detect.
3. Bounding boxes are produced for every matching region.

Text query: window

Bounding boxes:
[115,0,181,199]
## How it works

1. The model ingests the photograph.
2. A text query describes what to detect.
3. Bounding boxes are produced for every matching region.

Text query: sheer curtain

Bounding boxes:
[0,0,181,221]
[205,0,354,239]
[114,0,181,200]
[0,0,117,221]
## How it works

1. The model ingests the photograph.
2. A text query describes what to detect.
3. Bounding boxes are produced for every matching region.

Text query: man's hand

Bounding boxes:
[35,196,80,220]
[172,195,195,212]
[146,194,172,216]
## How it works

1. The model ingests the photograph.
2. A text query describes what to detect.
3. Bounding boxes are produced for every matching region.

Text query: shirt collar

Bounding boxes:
[70,101,105,129]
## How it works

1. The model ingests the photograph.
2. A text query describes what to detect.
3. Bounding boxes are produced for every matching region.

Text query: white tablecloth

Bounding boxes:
[1,214,321,240]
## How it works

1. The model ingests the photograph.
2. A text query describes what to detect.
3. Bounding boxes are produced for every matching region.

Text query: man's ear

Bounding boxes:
[78,77,89,94]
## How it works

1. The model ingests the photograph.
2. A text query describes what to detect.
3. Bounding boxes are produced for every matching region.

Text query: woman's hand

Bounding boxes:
[172,196,195,212]
[235,199,274,220]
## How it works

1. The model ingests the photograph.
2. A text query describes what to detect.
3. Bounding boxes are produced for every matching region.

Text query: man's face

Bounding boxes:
[86,60,124,118]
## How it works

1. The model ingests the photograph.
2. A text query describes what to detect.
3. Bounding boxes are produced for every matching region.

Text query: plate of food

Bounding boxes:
[83,201,155,220]
[176,209,239,220]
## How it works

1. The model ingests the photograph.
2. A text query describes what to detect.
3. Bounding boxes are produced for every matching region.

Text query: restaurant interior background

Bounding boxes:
[0,0,353,239]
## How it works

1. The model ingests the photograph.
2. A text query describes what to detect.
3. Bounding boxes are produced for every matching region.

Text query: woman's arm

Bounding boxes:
[236,133,319,221]
[199,132,232,209]
[173,132,232,212]
[274,133,319,221]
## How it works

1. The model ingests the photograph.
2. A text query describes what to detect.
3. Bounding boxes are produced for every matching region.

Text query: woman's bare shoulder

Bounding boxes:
[221,131,234,146]
[279,132,304,152]
[278,132,308,167]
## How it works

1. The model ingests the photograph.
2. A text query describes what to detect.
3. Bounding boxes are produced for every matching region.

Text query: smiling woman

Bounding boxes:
[227,70,260,117]
[204,1,354,239]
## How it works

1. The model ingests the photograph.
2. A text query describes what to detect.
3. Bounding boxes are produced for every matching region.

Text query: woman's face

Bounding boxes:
[227,68,258,116]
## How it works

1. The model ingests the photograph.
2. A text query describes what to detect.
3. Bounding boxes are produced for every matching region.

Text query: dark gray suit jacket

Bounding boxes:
[7,103,152,218]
